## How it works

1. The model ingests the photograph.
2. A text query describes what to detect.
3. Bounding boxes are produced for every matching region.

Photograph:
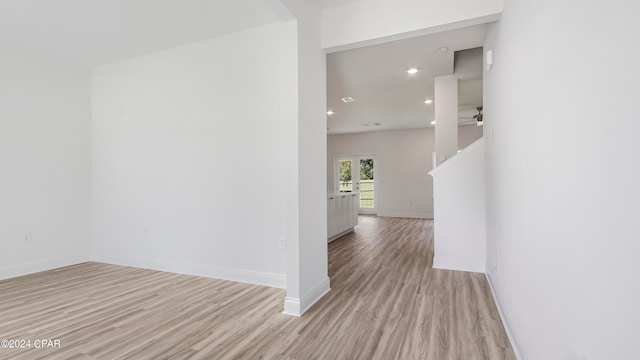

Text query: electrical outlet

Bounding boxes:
[278,236,285,249]
[24,232,32,243]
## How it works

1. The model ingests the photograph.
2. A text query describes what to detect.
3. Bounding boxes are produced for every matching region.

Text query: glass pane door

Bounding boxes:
[338,159,353,192]
[359,158,374,209]
[336,155,376,214]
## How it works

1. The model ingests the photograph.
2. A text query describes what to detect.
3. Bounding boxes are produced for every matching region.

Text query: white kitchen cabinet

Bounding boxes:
[350,193,358,227]
[327,192,359,242]
[341,195,349,230]
[327,196,336,237]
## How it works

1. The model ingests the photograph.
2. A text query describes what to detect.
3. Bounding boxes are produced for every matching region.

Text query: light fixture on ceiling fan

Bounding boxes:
[473,106,483,126]
[457,106,484,126]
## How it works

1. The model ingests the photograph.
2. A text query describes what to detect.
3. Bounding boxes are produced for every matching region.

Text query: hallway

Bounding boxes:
[306,215,515,359]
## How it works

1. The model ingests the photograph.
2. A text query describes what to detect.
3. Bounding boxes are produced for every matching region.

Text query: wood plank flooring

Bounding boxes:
[0,216,515,359]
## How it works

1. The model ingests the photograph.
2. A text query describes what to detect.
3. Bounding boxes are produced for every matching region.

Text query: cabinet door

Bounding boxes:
[327,197,335,239]
[342,195,350,232]
[334,196,344,235]
[351,194,359,227]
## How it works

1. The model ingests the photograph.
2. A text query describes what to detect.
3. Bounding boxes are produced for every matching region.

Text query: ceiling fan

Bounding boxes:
[457,106,483,126]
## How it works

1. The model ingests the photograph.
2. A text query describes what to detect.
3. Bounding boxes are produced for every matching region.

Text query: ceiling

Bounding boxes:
[0,0,282,67]
[0,0,484,130]
[326,24,486,135]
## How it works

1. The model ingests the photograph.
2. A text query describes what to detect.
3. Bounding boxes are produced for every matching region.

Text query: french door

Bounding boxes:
[335,155,376,214]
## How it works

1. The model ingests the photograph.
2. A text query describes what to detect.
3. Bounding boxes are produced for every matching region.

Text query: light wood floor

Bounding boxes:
[0,216,515,360]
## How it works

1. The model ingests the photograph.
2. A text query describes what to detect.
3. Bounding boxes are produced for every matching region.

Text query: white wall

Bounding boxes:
[434,75,459,165]
[458,124,483,149]
[454,47,484,78]
[328,129,434,218]
[321,0,503,51]
[91,22,297,288]
[430,138,485,273]
[0,46,91,279]
[278,0,331,316]
[484,1,640,359]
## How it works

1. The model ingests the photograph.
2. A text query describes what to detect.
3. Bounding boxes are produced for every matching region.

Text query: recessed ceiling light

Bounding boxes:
[407,68,418,75]
[437,47,449,53]
[430,121,436,125]
[374,123,381,126]
[424,99,433,104]
[327,110,334,115]
[341,97,355,103]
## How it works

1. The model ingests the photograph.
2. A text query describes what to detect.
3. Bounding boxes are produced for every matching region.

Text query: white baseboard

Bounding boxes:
[283,277,331,316]
[328,227,354,242]
[485,273,524,360]
[358,208,377,215]
[433,255,485,273]
[283,297,302,316]
[93,254,286,289]
[0,254,89,281]
[377,211,433,219]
